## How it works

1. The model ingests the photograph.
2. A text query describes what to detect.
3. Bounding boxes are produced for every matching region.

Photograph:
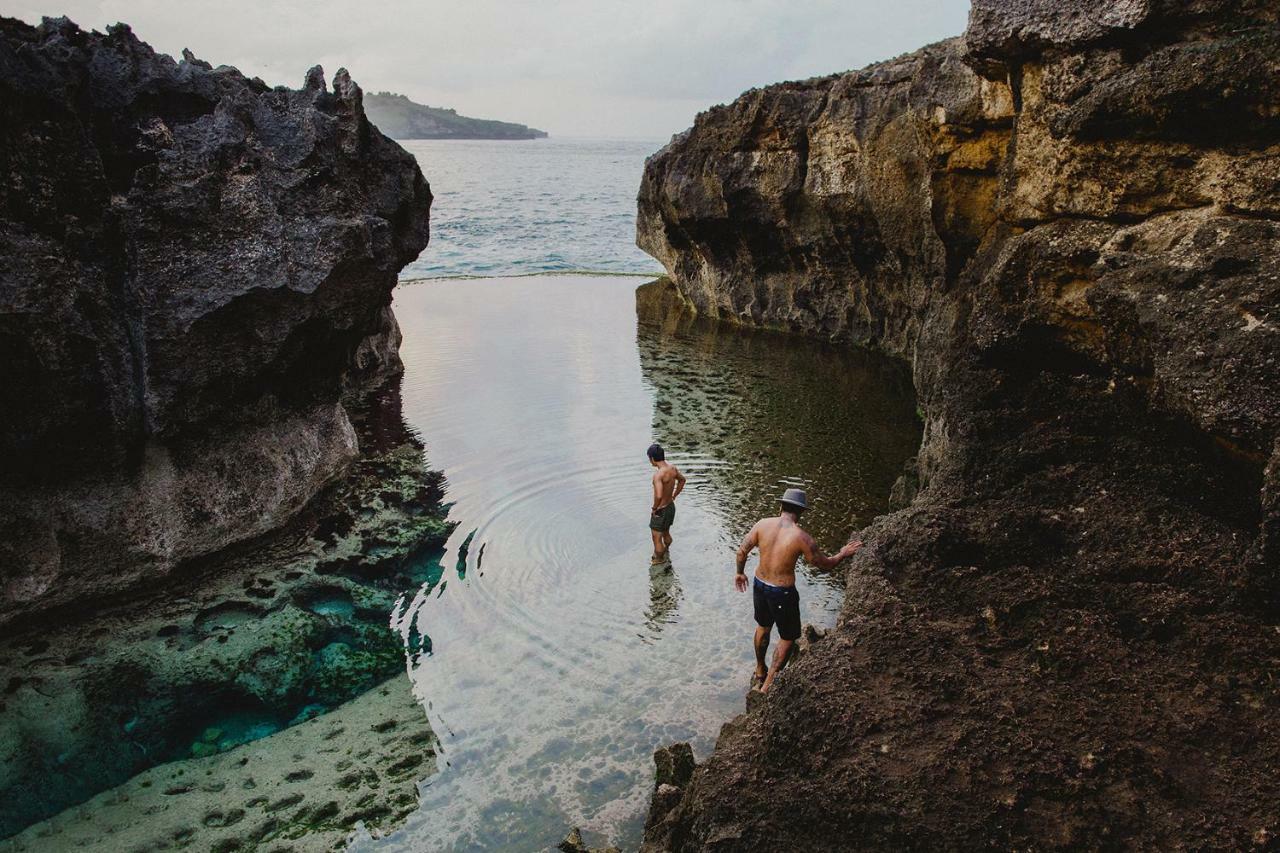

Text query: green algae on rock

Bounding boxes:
[4,675,434,852]
[0,381,451,841]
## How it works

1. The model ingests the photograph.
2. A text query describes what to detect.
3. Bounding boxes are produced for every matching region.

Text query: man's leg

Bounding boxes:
[753,626,770,682]
[651,529,665,561]
[761,638,794,692]
[761,587,801,692]
[662,531,672,550]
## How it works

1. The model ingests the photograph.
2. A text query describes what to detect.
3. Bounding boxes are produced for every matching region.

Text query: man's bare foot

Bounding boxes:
[751,671,767,689]
[651,554,666,565]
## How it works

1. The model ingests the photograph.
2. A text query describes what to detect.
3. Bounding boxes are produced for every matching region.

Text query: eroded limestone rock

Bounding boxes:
[637,0,1280,848]
[643,743,697,847]
[0,17,432,625]
[558,826,623,853]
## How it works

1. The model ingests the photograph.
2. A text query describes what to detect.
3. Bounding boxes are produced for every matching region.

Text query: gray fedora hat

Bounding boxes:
[780,488,809,510]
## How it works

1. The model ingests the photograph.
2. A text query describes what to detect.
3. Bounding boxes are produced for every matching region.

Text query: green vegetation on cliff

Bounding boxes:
[365,91,548,139]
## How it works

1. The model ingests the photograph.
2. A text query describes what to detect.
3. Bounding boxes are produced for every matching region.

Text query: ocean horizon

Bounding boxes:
[397,137,668,281]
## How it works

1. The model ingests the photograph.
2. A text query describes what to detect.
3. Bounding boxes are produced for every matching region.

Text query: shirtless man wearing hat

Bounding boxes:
[734,488,862,692]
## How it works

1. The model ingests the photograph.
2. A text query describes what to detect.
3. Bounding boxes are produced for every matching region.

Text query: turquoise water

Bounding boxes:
[398,138,667,280]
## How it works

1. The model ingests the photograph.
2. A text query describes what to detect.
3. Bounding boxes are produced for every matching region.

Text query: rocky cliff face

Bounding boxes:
[638,1,1280,848]
[0,17,431,626]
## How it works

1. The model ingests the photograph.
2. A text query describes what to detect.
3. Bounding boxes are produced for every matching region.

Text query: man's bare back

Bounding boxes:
[651,463,682,511]
[735,514,860,590]
[743,516,823,587]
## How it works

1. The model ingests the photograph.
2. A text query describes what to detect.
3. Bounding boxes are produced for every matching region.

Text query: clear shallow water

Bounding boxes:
[359,276,920,851]
[398,139,666,279]
[0,137,922,849]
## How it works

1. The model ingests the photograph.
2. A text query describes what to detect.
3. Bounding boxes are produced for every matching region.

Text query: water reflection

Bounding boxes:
[636,278,921,568]
[375,275,919,852]
[643,562,683,642]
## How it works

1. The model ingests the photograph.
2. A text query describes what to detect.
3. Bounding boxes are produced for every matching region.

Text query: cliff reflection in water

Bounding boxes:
[636,279,922,563]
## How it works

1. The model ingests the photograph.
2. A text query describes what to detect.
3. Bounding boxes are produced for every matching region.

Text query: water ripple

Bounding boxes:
[362,275,920,852]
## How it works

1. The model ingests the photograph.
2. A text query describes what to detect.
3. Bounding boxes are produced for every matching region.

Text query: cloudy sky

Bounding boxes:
[2,0,971,138]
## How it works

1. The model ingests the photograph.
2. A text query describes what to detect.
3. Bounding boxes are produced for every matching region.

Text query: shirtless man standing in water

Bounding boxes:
[735,488,862,692]
[647,444,685,564]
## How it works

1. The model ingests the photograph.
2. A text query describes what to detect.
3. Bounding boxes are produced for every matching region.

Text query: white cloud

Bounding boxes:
[1,0,970,138]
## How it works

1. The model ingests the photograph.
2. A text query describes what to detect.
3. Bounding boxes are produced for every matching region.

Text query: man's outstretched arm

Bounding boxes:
[734,524,760,592]
[801,535,863,571]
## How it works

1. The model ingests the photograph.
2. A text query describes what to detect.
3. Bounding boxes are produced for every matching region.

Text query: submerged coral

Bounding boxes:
[0,381,451,840]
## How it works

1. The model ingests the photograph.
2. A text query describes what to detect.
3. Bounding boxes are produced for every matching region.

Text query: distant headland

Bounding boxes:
[364,91,548,140]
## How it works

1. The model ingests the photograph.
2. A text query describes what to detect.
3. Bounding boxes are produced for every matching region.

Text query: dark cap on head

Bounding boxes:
[780,488,809,512]
[647,443,665,462]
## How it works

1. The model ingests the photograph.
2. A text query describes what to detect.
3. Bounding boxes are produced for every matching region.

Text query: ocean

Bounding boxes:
[397,138,668,280]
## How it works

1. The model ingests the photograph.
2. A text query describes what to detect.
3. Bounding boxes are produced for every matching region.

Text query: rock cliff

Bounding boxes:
[638,0,1280,848]
[0,17,431,626]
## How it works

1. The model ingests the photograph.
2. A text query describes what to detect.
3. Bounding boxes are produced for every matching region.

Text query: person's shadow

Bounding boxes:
[642,560,682,642]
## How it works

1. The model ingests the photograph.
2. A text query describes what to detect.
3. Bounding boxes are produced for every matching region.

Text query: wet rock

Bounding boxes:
[0,17,432,625]
[644,783,685,844]
[651,783,682,815]
[558,826,622,853]
[794,623,826,657]
[653,742,696,788]
[643,743,698,847]
[637,0,1280,849]
[559,828,587,852]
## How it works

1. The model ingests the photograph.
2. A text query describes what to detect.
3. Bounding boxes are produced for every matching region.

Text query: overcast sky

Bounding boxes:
[2,0,971,139]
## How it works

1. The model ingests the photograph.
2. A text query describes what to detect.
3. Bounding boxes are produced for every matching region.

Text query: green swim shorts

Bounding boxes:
[650,503,676,532]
